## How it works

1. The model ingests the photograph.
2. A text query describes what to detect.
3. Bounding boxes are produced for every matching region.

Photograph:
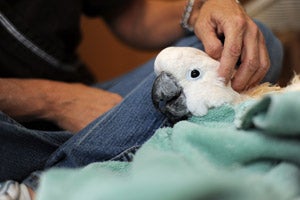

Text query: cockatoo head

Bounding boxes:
[152,47,240,122]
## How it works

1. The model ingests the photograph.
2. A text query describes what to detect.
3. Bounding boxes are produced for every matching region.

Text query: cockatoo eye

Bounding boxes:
[191,69,200,78]
[187,69,202,80]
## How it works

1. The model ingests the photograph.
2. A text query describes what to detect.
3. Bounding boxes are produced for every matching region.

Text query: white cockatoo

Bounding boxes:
[152,47,241,122]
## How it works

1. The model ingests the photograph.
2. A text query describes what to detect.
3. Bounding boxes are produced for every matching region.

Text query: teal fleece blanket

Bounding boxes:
[37,91,300,200]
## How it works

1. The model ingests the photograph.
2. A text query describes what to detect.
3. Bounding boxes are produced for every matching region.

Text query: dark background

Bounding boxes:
[78,0,300,86]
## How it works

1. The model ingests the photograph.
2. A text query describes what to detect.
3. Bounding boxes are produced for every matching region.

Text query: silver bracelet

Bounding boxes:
[180,0,195,32]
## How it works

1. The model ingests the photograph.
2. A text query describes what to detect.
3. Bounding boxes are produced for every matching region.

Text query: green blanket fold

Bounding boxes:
[236,91,300,135]
[36,91,300,200]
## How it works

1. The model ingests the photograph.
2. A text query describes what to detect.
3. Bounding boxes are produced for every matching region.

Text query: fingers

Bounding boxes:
[231,22,270,91]
[247,32,270,87]
[194,21,223,60]
[192,0,271,92]
[200,18,269,92]
[193,1,225,60]
[218,18,245,84]
[231,21,259,91]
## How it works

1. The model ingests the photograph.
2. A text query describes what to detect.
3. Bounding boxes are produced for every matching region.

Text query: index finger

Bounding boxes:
[218,27,244,83]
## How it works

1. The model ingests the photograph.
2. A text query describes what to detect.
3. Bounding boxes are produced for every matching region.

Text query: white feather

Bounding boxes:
[154,47,241,117]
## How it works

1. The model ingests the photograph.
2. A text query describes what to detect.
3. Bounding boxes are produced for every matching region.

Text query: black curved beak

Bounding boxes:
[152,72,190,123]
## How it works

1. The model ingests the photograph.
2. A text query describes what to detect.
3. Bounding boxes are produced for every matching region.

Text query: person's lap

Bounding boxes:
[0,20,283,183]
[44,72,167,169]
[0,113,72,181]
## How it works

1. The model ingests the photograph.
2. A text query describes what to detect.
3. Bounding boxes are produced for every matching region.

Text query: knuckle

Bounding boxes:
[222,66,234,75]
[219,66,234,80]
[232,81,245,92]
[205,44,222,58]
[250,25,260,37]
[248,19,259,30]
[245,58,259,73]
[228,44,241,57]
[260,59,270,72]
[233,16,247,29]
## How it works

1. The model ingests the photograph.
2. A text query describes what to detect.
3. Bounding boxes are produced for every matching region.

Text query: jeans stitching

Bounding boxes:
[110,145,140,162]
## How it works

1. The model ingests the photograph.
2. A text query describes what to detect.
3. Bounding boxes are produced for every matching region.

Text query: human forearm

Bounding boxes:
[0,78,122,132]
[104,0,188,49]
[0,78,52,121]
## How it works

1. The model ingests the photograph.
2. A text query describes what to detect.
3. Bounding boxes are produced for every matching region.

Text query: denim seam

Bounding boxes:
[110,145,140,162]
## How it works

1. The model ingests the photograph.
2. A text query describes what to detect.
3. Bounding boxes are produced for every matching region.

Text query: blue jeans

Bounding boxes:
[0,21,283,185]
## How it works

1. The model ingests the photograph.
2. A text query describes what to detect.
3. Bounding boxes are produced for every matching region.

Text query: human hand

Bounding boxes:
[191,0,270,91]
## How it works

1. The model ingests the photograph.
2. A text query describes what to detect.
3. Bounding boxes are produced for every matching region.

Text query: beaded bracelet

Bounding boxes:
[180,0,195,32]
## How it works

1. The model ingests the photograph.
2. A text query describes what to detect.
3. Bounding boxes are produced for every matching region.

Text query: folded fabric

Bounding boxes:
[235,91,300,135]
[36,91,300,200]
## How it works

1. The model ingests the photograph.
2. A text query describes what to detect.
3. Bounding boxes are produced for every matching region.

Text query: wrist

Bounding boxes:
[180,0,204,33]
[41,81,79,123]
